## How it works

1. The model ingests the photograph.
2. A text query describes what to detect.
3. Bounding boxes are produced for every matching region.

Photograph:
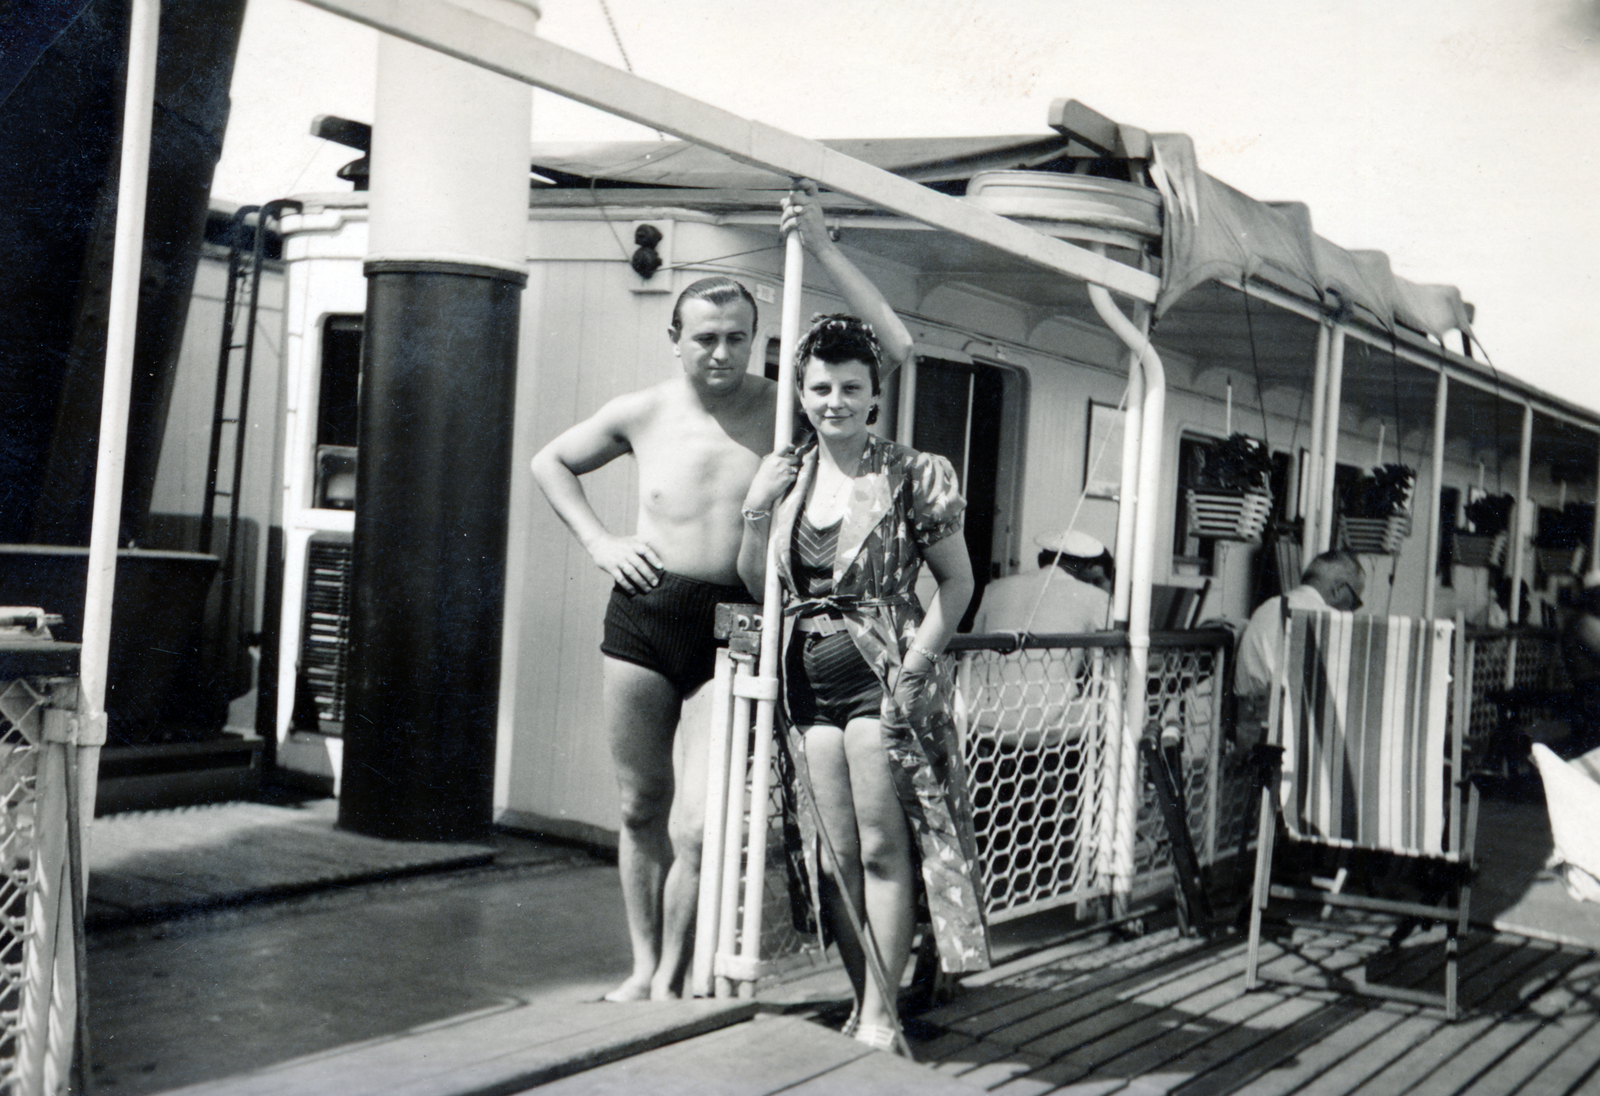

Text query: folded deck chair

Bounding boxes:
[1530,743,1600,902]
[1244,607,1478,1019]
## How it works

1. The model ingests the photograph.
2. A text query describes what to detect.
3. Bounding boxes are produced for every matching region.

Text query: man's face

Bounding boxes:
[671,298,755,394]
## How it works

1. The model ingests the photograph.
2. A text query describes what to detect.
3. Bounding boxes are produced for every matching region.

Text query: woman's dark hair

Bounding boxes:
[795,313,882,424]
[669,276,758,338]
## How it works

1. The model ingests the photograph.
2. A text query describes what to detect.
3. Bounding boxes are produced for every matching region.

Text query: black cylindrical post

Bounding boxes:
[339,0,537,841]
[340,265,524,840]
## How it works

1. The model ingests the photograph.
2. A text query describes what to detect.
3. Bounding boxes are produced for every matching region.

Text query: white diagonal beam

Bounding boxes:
[298,0,1160,304]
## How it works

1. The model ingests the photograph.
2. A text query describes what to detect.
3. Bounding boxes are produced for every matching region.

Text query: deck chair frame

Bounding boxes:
[1244,606,1479,1020]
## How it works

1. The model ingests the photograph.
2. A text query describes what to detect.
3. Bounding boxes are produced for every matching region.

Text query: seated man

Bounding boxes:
[967,531,1114,747]
[971,530,1113,634]
[1234,549,1365,744]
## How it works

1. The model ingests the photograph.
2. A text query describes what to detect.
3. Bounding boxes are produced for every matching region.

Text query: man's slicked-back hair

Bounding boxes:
[1302,549,1361,586]
[669,276,758,338]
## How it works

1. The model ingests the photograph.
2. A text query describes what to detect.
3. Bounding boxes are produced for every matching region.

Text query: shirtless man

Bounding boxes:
[532,182,906,1001]
[532,275,775,1001]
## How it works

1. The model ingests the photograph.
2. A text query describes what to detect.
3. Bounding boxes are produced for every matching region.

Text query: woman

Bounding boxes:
[738,183,990,1053]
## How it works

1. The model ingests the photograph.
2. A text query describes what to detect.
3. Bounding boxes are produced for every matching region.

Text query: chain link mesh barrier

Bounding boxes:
[721,630,1242,980]
[0,672,79,1094]
[1462,628,1565,764]
[952,630,1239,921]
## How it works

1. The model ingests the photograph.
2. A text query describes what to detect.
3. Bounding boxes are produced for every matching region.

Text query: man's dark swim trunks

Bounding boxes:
[601,571,755,697]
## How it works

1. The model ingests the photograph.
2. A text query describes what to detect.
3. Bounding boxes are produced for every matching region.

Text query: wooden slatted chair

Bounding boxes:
[1244,607,1479,1019]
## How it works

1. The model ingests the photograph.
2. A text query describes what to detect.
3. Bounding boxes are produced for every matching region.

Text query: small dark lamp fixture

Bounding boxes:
[631,224,663,279]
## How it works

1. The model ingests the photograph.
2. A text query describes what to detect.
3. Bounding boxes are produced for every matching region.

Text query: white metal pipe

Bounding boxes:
[1317,327,1347,553]
[300,0,1159,303]
[714,685,752,997]
[691,652,734,998]
[1300,323,1330,566]
[1423,373,1449,620]
[732,230,804,993]
[1111,310,1147,626]
[81,0,161,778]
[895,357,918,446]
[1510,404,1534,626]
[1089,283,1165,908]
[74,0,164,933]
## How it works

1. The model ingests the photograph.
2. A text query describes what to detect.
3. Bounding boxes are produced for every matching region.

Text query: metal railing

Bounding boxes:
[701,627,1243,989]
[0,661,84,1095]
[1460,626,1566,764]
[951,629,1239,922]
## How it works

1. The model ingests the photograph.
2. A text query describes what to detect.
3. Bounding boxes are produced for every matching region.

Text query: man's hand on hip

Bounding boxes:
[589,534,664,593]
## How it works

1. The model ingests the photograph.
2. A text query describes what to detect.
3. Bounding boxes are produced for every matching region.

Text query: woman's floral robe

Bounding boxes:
[770,432,991,973]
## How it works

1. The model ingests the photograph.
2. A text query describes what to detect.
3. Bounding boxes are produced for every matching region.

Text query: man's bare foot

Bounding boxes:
[649,977,683,1001]
[602,975,653,1002]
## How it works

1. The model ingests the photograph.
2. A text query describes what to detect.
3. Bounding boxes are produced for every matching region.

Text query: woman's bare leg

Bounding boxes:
[800,724,868,1009]
[842,716,916,1035]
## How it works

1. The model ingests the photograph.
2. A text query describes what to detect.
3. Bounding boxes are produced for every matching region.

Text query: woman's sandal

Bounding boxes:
[840,1005,860,1038]
[853,1021,909,1057]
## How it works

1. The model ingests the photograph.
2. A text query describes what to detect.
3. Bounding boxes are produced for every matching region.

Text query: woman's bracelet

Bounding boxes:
[741,506,771,523]
[908,642,942,664]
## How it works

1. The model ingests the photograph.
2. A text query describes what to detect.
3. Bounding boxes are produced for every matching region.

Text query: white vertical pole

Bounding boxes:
[65,0,161,1085]
[1505,403,1534,692]
[1300,323,1330,566]
[1423,372,1449,620]
[732,229,803,994]
[1317,327,1347,553]
[1510,404,1533,626]
[1111,305,1148,626]
[81,0,162,808]
[691,652,734,997]
[1089,284,1165,914]
[895,358,918,445]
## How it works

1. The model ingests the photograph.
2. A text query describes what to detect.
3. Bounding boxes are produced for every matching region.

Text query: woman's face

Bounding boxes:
[800,357,875,443]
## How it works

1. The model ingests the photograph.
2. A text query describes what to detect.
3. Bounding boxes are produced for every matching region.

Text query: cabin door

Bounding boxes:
[909,356,1008,630]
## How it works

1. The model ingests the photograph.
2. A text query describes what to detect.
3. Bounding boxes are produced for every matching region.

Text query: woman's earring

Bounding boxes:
[866,403,879,426]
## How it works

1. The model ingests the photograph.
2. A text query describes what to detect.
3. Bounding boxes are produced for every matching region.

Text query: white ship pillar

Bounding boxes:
[340,0,536,840]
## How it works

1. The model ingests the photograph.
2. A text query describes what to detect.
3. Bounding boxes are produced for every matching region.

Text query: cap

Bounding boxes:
[1033,530,1107,559]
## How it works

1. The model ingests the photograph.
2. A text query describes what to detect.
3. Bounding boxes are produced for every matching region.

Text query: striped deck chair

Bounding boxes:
[1244,607,1479,1019]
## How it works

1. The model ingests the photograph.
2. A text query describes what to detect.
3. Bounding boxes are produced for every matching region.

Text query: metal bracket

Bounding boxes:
[713,952,767,983]
[60,710,107,747]
[731,674,779,702]
[714,603,764,655]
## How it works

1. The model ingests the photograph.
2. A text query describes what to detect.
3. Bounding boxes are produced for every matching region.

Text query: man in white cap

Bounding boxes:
[971,530,1114,635]
[968,531,1114,745]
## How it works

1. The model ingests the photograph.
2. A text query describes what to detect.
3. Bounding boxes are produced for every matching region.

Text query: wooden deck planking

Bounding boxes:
[1341,947,1588,1096]
[997,961,1333,1094]
[1512,1013,1600,1096]
[906,910,1600,1096]
[1181,935,1579,1096]
[529,1014,985,1096]
[1234,931,1538,1096]
[529,1015,869,1096]
[1437,955,1600,1096]
[1005,934,1360,1067]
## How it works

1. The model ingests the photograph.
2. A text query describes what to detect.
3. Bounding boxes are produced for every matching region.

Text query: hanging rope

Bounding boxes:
[596,0,666,141]
[1016,381,1132,636]
[1241,281,1272,449]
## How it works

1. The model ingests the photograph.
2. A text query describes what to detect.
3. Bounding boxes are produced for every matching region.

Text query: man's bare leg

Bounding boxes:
[603,656,682,1002]
[654,682,712,998]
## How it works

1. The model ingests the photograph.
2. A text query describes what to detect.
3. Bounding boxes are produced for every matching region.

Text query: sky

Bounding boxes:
[214,0,1600,410]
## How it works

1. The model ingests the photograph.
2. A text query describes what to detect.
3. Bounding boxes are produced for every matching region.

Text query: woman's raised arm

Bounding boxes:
[782,180,914,376]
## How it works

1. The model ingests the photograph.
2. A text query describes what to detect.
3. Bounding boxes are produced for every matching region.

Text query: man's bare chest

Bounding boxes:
[632,420,764,507]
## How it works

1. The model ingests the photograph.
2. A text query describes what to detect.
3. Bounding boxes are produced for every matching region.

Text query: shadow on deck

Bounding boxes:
[911,914,1600,1096]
